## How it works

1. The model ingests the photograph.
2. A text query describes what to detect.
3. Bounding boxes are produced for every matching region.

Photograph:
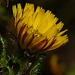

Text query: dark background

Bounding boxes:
[0,0,75,75]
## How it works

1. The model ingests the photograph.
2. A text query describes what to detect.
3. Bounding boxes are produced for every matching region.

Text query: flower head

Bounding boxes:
[12,3,68,53]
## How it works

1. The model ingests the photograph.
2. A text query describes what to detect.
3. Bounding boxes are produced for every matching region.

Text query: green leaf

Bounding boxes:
[0,35,14,75]
[30,57,43,75]
[0,35,7,67]
[7,66,14,75]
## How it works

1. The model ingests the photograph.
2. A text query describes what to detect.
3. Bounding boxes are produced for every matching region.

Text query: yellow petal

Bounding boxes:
[57,29,68,36]
[21,33,33,49]
[48,35,68,51]
[30,39,47,53]
[33,8,45,30]
[12,5,17,26]
[12,5,17,17]
[28,34,45,49]
[16,3,22,22]
[56,21,64,32]
[44,25,58,39]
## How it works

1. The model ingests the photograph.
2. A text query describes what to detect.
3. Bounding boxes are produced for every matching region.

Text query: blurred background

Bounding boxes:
[0,0,75,75]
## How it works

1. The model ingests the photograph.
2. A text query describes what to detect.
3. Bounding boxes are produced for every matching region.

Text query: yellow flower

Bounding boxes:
[12,3,68,53]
